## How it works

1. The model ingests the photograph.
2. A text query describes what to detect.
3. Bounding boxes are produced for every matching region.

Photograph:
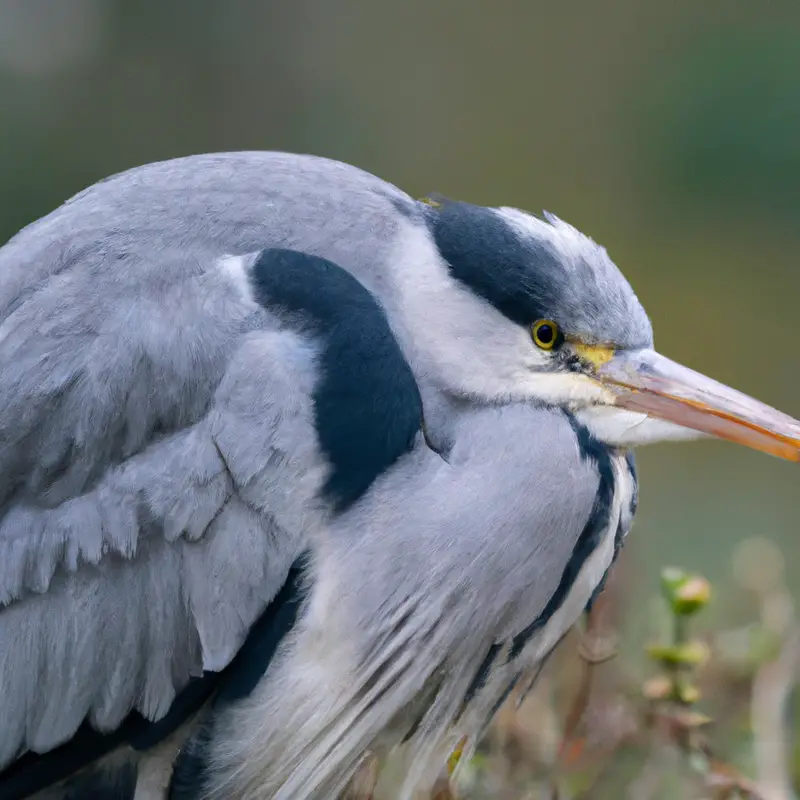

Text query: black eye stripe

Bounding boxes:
[428,201,567,328]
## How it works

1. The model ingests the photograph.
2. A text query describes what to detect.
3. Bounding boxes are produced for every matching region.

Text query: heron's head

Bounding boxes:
[406,199,800,458]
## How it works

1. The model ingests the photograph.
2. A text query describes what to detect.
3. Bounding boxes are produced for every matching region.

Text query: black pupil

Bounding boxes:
[537,324,554,344]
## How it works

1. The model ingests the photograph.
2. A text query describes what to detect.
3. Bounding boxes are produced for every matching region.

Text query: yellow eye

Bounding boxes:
[531,320,561,350]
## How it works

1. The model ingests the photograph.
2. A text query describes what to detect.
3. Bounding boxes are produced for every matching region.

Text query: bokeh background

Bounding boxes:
[1,1,799,797]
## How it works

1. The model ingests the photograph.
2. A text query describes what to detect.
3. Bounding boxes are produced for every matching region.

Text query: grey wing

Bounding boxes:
[0,240,326,769]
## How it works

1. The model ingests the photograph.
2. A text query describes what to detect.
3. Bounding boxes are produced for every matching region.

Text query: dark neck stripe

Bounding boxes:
[585,449,638,613]
[426,201,566,328]
[624,449,639,520]
[250,249,423,512]
[459,642,503,712]
[508,415,616,660]
[484,672,520,727]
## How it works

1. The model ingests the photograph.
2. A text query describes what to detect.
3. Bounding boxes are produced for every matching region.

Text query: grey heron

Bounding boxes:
[0,151,798,800]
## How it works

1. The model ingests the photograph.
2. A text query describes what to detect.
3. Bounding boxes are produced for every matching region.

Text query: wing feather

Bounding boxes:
[0,149,414,774]
[0,260,325,769]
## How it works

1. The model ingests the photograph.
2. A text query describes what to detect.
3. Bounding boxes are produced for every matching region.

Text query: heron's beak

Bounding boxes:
[591,347,800,461]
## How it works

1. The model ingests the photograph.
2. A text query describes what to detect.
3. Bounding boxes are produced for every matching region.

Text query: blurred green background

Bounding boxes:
[1,0,799,796]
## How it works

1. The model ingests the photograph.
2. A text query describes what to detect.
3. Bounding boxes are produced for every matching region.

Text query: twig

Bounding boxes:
[751,624,800,800]
[548,593,620,796]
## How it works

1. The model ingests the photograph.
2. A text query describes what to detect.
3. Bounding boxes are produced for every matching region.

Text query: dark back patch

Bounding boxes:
[213,556,306,705]
[168,557,308,800]
[426,201,567,328]
[1,718,153,800]
[166,724,214,800]
[508,415,616,659]
[0,674,222,799]
[2,560,309,800]
[59,761,137,800]
[250,249,423,512]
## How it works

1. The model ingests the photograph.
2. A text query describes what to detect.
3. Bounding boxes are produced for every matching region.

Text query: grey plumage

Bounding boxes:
[207,405,627,798]
[1,151,792,800]
[0,153,399,770]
